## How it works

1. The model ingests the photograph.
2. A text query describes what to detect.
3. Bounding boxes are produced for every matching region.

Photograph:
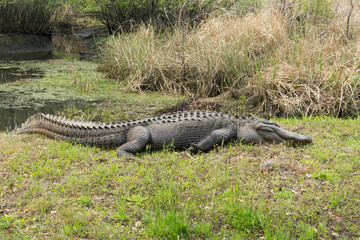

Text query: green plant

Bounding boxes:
[146,210,191,239]
[293,0,335,26]
[224,204,265,234]
[78,196,93,208]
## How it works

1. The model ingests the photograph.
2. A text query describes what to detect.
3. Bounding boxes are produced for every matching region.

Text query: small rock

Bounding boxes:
[135,221,142,228]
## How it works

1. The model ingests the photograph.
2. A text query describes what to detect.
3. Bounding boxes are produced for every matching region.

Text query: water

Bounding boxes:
[0,62,97,132]
[0,65,97,132]
[1,51,54,61]
[0,25,107,62]
[0,67,44,84]
[0,98,97,132]
[0,28,107,131]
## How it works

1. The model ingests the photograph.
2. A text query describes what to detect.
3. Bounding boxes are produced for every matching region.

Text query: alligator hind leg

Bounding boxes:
[187,124,236,153]
[118,126,150,158]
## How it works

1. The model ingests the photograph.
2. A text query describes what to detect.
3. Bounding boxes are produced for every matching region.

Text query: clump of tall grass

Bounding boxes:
[101,0,360,117]
[253,31,360,117]
[252,1,360,117]
[101,10,287,97]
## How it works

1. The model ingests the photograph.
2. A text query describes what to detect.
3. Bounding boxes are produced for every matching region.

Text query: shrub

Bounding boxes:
[95,0,229,33]
[0,0,61,34]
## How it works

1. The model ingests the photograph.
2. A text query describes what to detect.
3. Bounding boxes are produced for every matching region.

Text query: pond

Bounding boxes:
[0,98,98,132]
[0,26,107,132]
[0,67,44,84]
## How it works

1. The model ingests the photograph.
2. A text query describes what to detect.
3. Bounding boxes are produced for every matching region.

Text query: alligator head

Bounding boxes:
[237,121,312,145]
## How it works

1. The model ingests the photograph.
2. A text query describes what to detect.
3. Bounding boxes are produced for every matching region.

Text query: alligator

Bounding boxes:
[14,111,312,157]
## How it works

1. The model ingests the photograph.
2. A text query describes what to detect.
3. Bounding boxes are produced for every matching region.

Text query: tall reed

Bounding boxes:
[101,10,287,96]
[101,0,360,117]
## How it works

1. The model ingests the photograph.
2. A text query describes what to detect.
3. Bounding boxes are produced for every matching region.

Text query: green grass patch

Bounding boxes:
[1,117,359,239]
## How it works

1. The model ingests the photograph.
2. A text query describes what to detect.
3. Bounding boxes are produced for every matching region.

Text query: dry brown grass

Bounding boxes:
[254,34,360,117]
[253,1,360,117]
[101,9,287,95]
[100,0,360,117]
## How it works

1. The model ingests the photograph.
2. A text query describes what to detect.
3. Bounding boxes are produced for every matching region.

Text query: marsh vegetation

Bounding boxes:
[101,0,360,117]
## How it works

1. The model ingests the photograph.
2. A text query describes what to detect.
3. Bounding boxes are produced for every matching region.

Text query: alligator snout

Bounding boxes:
[256,124,313,144]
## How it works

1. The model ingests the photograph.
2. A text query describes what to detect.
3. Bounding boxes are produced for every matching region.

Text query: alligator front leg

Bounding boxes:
[187,125,236,153]
[118,126,150,158]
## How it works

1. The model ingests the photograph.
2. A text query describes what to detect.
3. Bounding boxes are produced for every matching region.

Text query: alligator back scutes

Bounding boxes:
[16,111,263,134]
[19,111,250,131]
[125,110,234,123]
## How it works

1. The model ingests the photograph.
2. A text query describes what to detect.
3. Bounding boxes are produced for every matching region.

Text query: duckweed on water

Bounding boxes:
[0,59,183,130]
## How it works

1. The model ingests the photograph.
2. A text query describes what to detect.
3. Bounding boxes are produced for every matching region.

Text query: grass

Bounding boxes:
[100,0,360,117]
[0,116,359,239]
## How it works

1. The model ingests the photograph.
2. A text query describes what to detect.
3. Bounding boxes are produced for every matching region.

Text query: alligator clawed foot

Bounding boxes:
[118,151,136,160]
[186,143,200,153]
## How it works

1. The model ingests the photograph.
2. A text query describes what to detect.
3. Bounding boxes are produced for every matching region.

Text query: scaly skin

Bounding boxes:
[14,111,312,157]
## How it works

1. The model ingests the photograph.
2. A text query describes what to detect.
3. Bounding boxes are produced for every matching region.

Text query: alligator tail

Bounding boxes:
[14,113,124,147]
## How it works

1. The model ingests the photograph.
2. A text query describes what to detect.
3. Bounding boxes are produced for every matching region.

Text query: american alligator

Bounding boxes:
[15,111,312,157]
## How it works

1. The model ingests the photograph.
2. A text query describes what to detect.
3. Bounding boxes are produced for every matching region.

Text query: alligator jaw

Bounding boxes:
[256,123,313,145]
